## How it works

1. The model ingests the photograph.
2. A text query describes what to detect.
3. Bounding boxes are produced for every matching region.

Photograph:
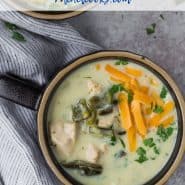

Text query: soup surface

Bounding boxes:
[47,59,178,185]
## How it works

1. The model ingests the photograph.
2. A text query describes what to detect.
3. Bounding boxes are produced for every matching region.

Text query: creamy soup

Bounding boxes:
[47,59,178,185]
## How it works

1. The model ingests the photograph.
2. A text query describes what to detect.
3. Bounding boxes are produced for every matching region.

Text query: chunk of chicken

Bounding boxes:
[50,121,77,156]
[86,144,100,163]
[100,143,108,154]
[98,114,114,129]
[63,123,76,143]
[87,80,102,96]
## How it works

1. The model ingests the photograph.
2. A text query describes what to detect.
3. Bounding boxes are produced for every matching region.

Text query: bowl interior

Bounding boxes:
[39,52,184,185]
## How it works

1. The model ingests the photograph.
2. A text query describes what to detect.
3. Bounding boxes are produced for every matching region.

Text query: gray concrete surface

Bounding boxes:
[69,12,185,185]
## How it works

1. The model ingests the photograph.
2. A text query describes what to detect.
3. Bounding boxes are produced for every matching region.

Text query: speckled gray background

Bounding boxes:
[69,12,185,185]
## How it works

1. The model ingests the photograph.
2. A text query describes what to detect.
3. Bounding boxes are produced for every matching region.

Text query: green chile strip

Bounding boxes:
[61,160,103,176]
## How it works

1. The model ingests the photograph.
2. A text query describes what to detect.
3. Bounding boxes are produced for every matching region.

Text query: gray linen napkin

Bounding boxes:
[0,11,101,185]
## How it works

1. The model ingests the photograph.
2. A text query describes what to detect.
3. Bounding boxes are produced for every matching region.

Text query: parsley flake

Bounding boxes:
[109,84,124,96]
[146,23,156,35]
[143,138,155,148]
[166,127,174,137]
[157,125,174,142]
[136,147,146,156]
[115,58,128,65]
[135,147,148,163]
[4,21,26,42]
[135,155,148,163]
[153,146,160,155]
[4,22,18,30]
[153,105,164,113]
[12,32,26,42]
[160,86,168,99]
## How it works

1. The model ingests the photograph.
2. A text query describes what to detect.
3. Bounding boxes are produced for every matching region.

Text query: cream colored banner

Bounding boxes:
[0,0,185,11]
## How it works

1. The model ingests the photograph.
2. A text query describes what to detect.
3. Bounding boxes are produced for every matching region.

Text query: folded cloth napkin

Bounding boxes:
[0,10,101,185]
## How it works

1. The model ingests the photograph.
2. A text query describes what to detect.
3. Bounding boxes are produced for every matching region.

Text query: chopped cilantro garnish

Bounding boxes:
[143,138,155,148]
[157,125,174,142]
[160,86,168,99]
[166,127,174,137]
[135,155,148,163]
[109,84,133,104]
[4,22,18,30]
[146,23,156,35]
[157,126,168,141]
[115,58,128,65]
[153,146,160,155]
[153,105,164,113]
[136,147,146,156]
[109,84,124,96]
[4,22,26,42]
[109,135,117,146]
[135,147,149,163]
[12,32,26,42]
